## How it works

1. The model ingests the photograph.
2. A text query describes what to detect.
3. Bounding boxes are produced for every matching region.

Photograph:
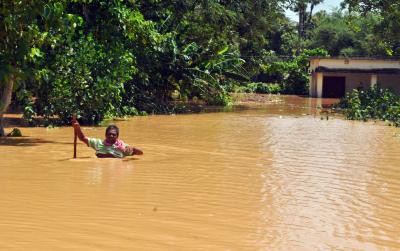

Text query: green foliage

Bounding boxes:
[35,35,136,124]
[245,83,282,94]
[338,85,400,126]
[309,10,392,56]
[7,128,22,137]
[259,48,329,95]
[285,0,324,43]
[2,0,400,128]
[342,0,400,54]
[13,88,38,126]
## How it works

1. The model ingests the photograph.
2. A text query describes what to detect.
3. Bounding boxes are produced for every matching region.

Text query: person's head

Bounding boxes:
[105,125,119,144]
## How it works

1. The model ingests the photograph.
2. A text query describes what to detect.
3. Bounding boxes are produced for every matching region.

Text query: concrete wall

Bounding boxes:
[344,73,371,92]
[310,58,400,71]
[309,72,318,97]
[378,74,400,94]
[319,72,370,93]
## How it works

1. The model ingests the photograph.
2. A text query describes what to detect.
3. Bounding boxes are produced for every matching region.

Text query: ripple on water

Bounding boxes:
[1,97,400,250]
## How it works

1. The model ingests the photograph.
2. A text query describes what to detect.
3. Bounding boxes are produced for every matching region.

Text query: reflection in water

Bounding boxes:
[88,166,103,185]
[1,96,400,250]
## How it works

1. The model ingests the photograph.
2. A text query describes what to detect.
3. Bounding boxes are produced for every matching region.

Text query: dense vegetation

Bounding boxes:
[1,0,399,131]
[337,86,400,126]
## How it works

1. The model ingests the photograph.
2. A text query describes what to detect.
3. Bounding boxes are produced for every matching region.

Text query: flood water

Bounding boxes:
[1,96,400,250]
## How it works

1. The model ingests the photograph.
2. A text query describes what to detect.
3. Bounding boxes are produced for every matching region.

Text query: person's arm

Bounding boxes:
[72,118,89,146]
[126,146,143,155]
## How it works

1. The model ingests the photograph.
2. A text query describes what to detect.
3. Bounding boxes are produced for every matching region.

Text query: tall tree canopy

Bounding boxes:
[342,0,400,55]
[308,10,390,56]
[0,1,78,134]
[286,0,324,52]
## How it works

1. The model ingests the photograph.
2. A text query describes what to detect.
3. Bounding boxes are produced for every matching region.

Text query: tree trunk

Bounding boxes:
[0,74,15,137]
[297,4,306,55]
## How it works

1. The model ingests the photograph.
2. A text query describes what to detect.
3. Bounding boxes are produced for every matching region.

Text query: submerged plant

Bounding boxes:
[7,128,22,137]
[337,85,400,126]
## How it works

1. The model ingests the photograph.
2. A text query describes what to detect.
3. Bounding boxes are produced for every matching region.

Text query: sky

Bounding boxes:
[285,0,343,21]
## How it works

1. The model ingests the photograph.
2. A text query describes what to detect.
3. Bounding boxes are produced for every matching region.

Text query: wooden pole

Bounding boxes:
[72,115,77,159]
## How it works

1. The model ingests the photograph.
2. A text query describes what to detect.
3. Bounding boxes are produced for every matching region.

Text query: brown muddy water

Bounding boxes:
[1,96,400,250]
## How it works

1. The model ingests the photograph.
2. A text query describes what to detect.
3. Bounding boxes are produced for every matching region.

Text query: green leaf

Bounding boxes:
[217,46,229,55]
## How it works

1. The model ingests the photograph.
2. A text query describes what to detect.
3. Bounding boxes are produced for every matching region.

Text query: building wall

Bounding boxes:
[309,72,317,96]
[378,74,400,94]
[321,72,370,93]
[344,73,371,92]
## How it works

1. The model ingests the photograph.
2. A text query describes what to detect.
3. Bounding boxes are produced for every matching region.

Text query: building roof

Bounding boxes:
[310,57,400,61]
[313,66,400,74]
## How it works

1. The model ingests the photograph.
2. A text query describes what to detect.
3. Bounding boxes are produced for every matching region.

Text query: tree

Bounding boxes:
[308,10,391,56]
[0,0,324,129]
[286,0,323,53]
[342,0,400,55]
[0,1,70,135]
[32,1,138,124]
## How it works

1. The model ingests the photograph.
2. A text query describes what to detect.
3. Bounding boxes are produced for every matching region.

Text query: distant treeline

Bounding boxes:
[0,0,399,126]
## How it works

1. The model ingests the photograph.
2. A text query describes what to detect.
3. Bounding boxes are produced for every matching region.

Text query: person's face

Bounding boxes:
[106,129,118,144]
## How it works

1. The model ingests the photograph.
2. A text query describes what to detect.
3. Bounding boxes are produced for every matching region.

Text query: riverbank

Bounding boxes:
[231,93,339,106]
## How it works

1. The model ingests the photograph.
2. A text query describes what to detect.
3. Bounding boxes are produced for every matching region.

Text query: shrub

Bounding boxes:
[7,128,22,137]
[245,82,281,94]
[337,85,400,126]
[34,35,136,125]
[258,48,329,95]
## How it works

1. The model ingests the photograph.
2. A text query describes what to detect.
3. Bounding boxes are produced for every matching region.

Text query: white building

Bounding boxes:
[309,57,400,98]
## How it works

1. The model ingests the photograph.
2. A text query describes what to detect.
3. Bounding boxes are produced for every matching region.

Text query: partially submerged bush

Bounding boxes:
[246,82,281,94]
[7,128,22,137]
[337,85,400,126]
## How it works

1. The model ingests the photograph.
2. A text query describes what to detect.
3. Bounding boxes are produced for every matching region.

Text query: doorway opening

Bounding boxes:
[323,76,346,98]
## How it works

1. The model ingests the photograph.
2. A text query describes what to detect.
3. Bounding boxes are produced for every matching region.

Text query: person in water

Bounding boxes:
[73,119,143,158]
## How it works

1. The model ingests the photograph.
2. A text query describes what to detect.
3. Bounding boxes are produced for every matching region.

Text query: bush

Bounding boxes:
[7,128,22,137]
[337,85,400,126]
[246,82,281,94]
[33,35,136,125]
[258,48,329,95]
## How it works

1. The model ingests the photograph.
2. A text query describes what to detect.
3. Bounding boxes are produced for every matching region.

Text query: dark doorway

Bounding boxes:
[322,76,346,98]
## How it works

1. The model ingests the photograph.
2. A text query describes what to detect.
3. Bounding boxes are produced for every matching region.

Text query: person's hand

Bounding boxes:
[71,116,80,131]
[71,115,88,146]
[73,122,80,131]
[71,115,78,126]
[126,146,143,155]
[122,146,132,155]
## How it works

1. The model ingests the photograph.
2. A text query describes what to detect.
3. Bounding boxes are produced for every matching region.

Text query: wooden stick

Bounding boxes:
[72,115,77,159]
